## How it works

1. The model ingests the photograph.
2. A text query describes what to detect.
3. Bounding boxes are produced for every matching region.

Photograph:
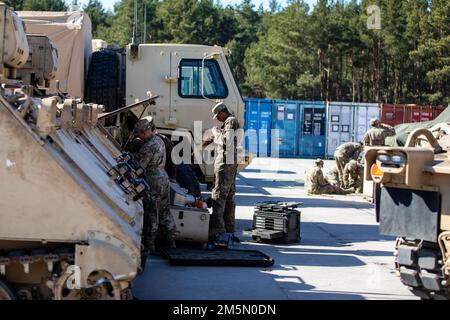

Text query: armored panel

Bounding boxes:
[379,187,440,242]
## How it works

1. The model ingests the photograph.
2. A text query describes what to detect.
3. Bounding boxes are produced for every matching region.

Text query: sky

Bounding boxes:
[78,0,318,12]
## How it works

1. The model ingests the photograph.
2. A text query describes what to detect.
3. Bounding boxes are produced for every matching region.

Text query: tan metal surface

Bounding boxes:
[17,10,92,98]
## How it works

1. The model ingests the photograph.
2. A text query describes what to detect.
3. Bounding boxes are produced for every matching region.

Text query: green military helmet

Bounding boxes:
[348,159,358,169]
[135,117,155,134]
[315,158,324,167]
[212,102,228,119]
[370,118,381,127]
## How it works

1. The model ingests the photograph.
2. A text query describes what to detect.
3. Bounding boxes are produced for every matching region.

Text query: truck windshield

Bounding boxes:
[179,59,228,99]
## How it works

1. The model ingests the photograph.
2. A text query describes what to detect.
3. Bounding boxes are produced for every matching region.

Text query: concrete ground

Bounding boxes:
[133,158,417,300]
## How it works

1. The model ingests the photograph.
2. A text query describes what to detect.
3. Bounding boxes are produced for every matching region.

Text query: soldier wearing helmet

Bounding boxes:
[363,118,396,146]
[135,117,176,253]
[343,159,364,193]
[305,159,354,195]
[334,141,364,187]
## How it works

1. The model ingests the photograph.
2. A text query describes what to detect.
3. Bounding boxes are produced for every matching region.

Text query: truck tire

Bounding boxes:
[86,49,125,116]
[0,279,15,300]
[396,238,450,300]
[176,164,201,198]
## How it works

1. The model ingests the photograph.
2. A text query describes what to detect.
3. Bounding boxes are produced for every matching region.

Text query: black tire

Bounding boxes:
[86,49,125,124]
[176,164,202,198]
[0,279,15,300]
[396,239,450,300]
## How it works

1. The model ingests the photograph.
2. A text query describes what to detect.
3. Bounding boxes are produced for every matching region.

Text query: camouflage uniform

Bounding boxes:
[363,124,396,146]
[156,133,176,180]
[138,134,176,249]
[209,114,240,236]
[343,160,364,193]
[326,167,340,187]
[305,165,349,195]
[334,142,363,187]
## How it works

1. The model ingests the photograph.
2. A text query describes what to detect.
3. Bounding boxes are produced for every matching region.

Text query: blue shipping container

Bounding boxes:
[298,101,326,158]
[271,100,300,157]
[243,98,272,157]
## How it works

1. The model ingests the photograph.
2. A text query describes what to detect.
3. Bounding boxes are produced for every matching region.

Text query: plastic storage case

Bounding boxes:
[250,201,301,243]
[170,206,210,243]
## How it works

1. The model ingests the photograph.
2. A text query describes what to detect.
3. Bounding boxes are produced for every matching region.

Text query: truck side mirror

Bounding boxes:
[201,52,222,101]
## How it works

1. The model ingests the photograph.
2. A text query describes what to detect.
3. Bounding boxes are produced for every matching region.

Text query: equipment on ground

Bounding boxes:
[366,127,450,300]
[162,248,274,267]
[245,202,302,244]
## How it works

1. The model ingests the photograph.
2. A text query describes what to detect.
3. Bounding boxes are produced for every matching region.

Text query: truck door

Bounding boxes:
[169,49,231,132]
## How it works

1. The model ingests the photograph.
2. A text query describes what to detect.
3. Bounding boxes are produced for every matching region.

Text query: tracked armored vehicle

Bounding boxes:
[366,127,450,300]
[0,3,148,299]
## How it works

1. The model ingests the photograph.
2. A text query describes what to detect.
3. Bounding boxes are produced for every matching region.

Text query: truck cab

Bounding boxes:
[125,44,247,183]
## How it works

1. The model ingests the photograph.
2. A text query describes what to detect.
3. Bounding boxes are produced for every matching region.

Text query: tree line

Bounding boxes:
[4,0,450,106]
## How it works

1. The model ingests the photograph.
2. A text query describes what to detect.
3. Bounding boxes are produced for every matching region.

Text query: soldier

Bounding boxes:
[126,116,177,180]
[206,102,241,241]
[363,118,396,146]
[305,159,354,195]
[334,141,363,187]
[135,118,176,252]
[326,167,340,187]
[343,160,364,193]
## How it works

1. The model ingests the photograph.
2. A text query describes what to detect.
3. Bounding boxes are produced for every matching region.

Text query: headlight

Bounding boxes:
[391,155,406,164]
[377,154,391,162]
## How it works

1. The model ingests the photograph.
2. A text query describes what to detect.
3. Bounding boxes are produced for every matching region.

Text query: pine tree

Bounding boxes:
[22,0,68,11]
[4,0,24,10]
[83,0,112,38]
[225,0,261,88]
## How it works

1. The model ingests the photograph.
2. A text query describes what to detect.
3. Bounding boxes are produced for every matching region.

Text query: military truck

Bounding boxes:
[365,127,450,299]
[16,11,250,185]
[124,43,247,184]
[0,3,146,299]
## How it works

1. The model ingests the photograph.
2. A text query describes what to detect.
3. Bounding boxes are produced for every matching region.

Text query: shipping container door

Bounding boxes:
[326,102,352,158]
[272,101,298,157]
[354,103,380,142]
[244,99,259,155]
[299,102,326,157]
[258,100,272,156]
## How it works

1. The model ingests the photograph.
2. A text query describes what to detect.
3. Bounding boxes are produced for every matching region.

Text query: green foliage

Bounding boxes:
[22,0,68,11]
[3,0,24,10]
[82,0,112,38]
[15,0,448,104]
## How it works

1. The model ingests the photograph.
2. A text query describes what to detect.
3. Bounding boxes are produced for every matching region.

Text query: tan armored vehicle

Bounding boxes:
[15,11,251,184]
[365,125,450,300]
[0,3,145,299]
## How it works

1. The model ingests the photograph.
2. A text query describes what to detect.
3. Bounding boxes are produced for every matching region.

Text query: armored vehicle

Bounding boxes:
[365,126,450,300]
[0,3,146,299]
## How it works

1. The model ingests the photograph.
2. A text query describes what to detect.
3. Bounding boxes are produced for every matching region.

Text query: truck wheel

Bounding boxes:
[86,49,125,120]
[0,279,15,300]
[396,238,450,300]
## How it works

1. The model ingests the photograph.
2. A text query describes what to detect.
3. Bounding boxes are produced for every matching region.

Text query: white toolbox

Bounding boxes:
[170,205,210,243]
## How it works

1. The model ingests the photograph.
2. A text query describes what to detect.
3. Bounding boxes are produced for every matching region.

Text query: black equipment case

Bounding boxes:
[248,201,302,244]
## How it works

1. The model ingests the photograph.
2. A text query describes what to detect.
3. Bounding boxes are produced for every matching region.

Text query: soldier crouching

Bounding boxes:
[305,159,354,195]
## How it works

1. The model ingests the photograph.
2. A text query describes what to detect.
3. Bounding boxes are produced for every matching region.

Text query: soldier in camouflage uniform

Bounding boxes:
[305,159,354,195]
[363,118,396,146]
[334,142,364,187]
[135,118,176,252]
[343,160,364,193]
[207,102,241,239]
[326,167,340,187]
